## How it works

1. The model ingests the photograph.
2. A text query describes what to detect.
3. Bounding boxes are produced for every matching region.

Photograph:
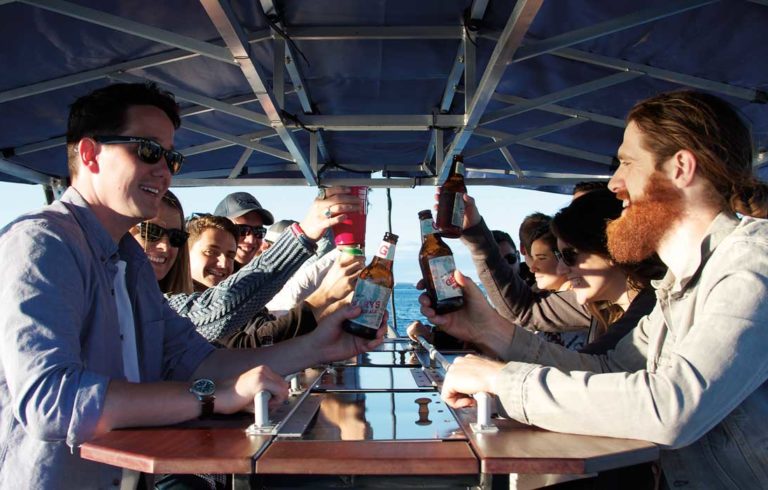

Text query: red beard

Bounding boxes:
[607,173,684,263]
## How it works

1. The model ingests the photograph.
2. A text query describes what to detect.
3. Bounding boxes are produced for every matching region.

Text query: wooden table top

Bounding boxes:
[80,348,659,477]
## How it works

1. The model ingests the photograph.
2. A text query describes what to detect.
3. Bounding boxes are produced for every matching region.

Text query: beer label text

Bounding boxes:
[428,256,463,301]
[349,278,392,329]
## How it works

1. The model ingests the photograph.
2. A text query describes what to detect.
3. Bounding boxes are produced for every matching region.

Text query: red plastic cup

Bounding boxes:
[332,186,368,247]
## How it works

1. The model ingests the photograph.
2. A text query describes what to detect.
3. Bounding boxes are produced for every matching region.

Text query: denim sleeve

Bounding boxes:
[167,230,311,341]
[0,220,108,447]
[158,301,216,382]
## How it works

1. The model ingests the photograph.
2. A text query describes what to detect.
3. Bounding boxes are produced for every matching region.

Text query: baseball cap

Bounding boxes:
[265,219,297,243]
[213,192,275,225]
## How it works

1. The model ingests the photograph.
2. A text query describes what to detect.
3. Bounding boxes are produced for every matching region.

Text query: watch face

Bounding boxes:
[191,378,215,397]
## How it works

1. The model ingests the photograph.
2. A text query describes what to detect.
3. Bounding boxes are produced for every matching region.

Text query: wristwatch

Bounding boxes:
[190,378,216,419]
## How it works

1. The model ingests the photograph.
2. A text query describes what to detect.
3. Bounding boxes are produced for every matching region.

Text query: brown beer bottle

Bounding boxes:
[435,154,466,239]
[418,210,464,314]
[342,232,398,339]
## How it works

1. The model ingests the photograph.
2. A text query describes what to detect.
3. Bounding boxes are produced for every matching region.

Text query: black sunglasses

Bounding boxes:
[236,224,267,239]
[504,251,520,266]
[554,248,579,267]
[93,135,184,175]
[138,222,189,248]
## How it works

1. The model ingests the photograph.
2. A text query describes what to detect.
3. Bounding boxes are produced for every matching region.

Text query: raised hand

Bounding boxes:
[434,187,482,230]
[306,251,365,320]
[441,354,505,408]
[216,364,289,414]
[406,320,433,343]
[419,270,512,350]
[301,187,364,241]
[309,303,387,363]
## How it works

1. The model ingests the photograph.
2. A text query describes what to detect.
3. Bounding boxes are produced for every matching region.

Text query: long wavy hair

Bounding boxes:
[157,190,193,295]
[628,90,768,218]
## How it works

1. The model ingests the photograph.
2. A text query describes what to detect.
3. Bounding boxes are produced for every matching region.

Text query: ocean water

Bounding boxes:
[388,283,429,337]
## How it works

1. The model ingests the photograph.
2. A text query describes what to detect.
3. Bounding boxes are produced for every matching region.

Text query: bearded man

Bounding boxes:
[421,90,768,488]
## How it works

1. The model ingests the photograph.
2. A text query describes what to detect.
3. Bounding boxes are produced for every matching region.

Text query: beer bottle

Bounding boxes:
[435,154,466,238]
[418,210,464,314]
[342,232,398,339]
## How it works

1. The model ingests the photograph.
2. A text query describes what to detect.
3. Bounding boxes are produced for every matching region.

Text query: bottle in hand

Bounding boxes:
[418,210,464,314]
[342,232,398,339]
[435,154,466,239]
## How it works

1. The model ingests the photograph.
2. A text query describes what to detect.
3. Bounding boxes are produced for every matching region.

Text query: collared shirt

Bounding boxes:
[496,213,768,488]
[0,188,215,489]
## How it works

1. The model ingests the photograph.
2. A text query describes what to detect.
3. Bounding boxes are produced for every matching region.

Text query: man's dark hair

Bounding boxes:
[528,224,557,252]
[573,181,608,197]
[491,230,516,251]
[518,212,551,255]
[66,82,181,178]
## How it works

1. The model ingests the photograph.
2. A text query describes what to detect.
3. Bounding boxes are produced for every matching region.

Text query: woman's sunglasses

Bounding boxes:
[504,251,520,265]
[138,222,189,248]
[236,224,267,239]
[554,248,579,267]
[92,135,184,175]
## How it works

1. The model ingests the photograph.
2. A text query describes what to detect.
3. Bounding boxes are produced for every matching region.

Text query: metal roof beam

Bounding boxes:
[438,0,490,113]
[182,122,294,161]
[19,0,234,63]
[517,139,614,165]
[260,0,330,164]
[181,128,291,156]
[111,73,271,126]
[227,149,254,179]
[476,90,626,128]
[0,30,271,104]
[438,0,544,183]
[295,114,464,131]
[0,156,57,185]
[481,71,641,126]
[552,47,761,102]
[201,0,316,186]
[284,25,462,40]
[465,118,586,158]
[173,177,435,188]
[513,0,718,63]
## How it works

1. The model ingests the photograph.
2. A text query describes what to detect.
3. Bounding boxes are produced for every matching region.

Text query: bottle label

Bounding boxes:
[451,193,465,228]
[349,278,392,330]
[428,256,463,301]
[420,218,435,238]
[375,241,396,260]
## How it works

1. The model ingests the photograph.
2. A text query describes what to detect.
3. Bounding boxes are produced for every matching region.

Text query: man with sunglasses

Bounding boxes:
[424,91,768,488]
[214,191,274,270]
[0,82,383,488]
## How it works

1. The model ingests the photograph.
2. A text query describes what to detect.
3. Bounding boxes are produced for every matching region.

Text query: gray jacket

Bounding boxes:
[461,218,592,332]
[495,213,768,488]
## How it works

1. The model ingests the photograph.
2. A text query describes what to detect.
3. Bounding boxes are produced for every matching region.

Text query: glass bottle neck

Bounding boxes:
[373,239,396,262]
[420,217,437,241]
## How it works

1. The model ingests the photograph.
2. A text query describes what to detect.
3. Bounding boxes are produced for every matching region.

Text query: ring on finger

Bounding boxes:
[324,207,332,218]
[317,187,327,200]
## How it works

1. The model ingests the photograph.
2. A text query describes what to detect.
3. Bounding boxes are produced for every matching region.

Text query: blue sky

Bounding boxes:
[0,181,570,284]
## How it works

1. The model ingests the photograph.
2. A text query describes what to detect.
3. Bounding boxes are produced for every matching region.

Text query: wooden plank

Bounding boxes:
[81,427,271,474]
[453,409,658,474]
[256,440,478,475]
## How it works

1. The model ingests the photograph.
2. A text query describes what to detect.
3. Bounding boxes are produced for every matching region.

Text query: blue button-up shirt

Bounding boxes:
[0,188,215,488]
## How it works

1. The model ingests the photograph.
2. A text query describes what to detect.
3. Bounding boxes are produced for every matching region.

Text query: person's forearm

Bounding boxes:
[97,380,200,434]
[193,335,323,379]
[474,318,517,358]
